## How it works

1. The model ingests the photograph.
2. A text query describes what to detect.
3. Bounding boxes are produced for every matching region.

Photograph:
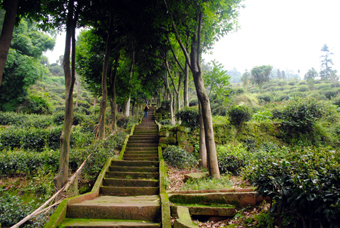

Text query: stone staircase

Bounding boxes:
[58,107,161,227]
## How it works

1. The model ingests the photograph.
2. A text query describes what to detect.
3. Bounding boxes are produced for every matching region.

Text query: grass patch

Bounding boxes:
[180,175,233,191]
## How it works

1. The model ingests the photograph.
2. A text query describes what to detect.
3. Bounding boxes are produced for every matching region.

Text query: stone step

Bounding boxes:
[103,178,159,187]
[126,143,159,147]
[67,196,161,221]
[124,152,158,156]
[125,148,158,152]
[124,156,159,161]
[111,160,159,167]
[60,218,161,228]
[109,166,158,172]
[124,154,158,159]
[128,138,159,143]
[106,171,159,179]
[100,186,159,196]
[171,205,236,217]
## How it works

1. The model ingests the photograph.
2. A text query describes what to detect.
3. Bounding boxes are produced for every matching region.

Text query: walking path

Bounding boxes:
[59,107,161,227]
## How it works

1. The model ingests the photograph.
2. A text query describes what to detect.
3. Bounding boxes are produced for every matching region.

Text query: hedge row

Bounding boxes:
[0,126,73,151]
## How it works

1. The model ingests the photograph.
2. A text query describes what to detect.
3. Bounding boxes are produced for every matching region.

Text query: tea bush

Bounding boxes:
[251,109,273,122]
[52,111,85,126]
[279,98,333,137]
[0,191,47,227]
[216,144,247,175]
[0,112,52,128]
[0,126,74,151]
[175,107,199,128]
[159,119,173,125]
[189,99,198,107]
[244,147,340,228]
[163,145,198,169]
[257,95,271,103]
[228,105,252,127]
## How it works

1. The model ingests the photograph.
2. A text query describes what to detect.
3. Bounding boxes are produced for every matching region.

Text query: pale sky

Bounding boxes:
[203,0,340,77]
[45,0,340,78]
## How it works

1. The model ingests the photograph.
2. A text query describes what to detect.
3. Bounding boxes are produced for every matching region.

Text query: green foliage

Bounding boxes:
[23,89,54,114]
[0,149,59,176]
[52,111,85,126]
[189,99,198,107]
[203,60,230,104]
[257,94,271,103]
[0,191,48,227]
[175,107,199,128]
[0,126,73,151]
[181,175,233,191]
[251,65,273,93]
[216,144,247,175]
[163,145,198,169]
[251,109,273,122]
[279,98,334,136]
[228,105,252,127]
[159,119,173,126]
[244,147,340,228]
[0,19,54,112]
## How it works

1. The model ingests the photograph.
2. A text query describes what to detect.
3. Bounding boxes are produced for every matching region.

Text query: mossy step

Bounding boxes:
[106,171,159,179]
[124,152,158,156]
[59,218,160,228]
[125,148,158,152]
[67,196,161,221]
[133,132,158,135]
[100,186,159,196]
[171,205,236,217]
[111,160,159,167]
[124,157,159,161]
[126,143,159,147]
[109,166,158,172]
[124,154,158,158]
[128,138,159,143]
[103,178,159,187]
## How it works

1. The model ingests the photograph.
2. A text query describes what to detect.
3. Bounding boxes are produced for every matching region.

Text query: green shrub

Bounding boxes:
[163,145,198,169]
[52,111,84,126]
[176,107,199,128]
[216,144,247,175]
[236,88,244,95]
[189,99,198,107]
[280,95,289,101]
[257,95,271,103]
[244,147,340,228]
[159,119,173,125]
[251,109,273,122]
[0,191,48,227]
[81,91,88,98]
[0,126,73,151]
[0,112,52,128]
[280,98,324,135]
[324,91,338,100]
[228,105,252,127]
[298,85,308,92]
[290,91,306,97]
[288,81,295,86]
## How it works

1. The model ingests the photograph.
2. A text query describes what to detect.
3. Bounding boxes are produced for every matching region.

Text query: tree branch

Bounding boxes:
[167,35,185,74]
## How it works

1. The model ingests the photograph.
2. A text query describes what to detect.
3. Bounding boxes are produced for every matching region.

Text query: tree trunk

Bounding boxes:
[98,16,113,139]
[0,0,18,86]
[93,95,97,114]
[177,72,182,112]
[125,97,130,117]
[125,50,135,117]
[75,74,80,107]
[110,53,119,131]
[199,101,207,168]
[131,100,135,116]
[173,11,220,178]
[54,0,77,192]
[184,61,189,107]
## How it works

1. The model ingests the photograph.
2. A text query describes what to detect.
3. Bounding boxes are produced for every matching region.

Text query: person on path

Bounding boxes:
[144,104,149,118]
